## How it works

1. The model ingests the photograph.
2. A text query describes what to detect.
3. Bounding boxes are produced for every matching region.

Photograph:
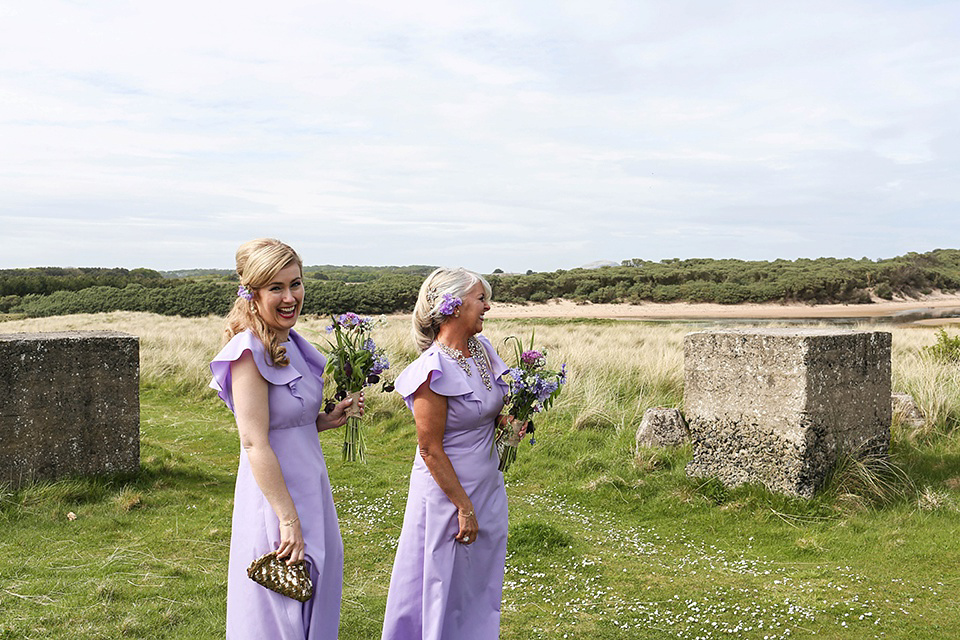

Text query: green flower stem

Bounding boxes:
[342,414,365,463]
[498,443,518,472]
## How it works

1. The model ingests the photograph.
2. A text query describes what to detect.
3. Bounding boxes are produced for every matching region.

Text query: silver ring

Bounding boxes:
[463,536,470,543]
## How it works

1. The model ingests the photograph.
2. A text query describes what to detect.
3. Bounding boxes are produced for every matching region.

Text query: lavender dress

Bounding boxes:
[210,329,343,640]
[381,334,509,640]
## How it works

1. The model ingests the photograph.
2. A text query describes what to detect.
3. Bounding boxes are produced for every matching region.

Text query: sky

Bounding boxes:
[1,0,958,274]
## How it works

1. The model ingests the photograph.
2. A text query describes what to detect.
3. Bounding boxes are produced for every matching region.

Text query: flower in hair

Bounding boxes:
[436,293,461,316]
[237,284,254,301]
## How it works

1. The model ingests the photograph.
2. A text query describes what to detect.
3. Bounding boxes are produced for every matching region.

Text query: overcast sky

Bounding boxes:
[1,1,958,274]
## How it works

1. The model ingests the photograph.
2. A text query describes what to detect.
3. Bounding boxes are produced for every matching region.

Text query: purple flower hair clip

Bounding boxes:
[436,293,461,317]
[237,284,254,301]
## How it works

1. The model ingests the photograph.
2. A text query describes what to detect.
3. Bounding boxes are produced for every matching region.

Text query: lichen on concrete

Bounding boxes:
[0,331,140,489]
[683,328,891,498]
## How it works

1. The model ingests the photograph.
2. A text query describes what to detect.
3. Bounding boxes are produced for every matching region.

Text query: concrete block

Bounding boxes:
[891,392,925,429]
[684,328,891,498]
[636,408,689,448]
[0,331,140,489]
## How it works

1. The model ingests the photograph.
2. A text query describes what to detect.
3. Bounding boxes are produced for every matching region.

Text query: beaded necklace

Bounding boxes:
[435,335,492,391]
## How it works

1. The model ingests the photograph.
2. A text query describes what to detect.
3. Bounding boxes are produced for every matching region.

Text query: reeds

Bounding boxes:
[3,312,958,441]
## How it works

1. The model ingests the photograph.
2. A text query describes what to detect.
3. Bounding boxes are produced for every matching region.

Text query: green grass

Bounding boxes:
[2,318,960,638]
[3,388,959,639]
[0,389,235,639]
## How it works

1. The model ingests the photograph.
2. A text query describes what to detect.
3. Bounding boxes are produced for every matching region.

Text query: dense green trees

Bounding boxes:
[2,250,959,318]
[0,267,165,296]
[491,250,960,306]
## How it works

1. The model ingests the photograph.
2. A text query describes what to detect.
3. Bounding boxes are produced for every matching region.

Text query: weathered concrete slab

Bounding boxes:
[636,408,689,448]
[891,392,925,429]
[0,331,140,489]
[684,328,891,498]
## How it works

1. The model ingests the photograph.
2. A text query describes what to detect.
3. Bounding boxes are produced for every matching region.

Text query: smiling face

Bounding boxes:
[253,261,304,341]
[453,281,491,336]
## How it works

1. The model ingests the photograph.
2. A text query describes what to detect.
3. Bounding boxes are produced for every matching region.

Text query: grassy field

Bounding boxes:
[1,312,959,639]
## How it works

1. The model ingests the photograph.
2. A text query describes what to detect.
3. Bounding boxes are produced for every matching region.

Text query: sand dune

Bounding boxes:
[486,293,960,322]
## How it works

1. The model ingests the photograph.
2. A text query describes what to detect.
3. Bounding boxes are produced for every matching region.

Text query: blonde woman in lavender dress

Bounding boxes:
[209,238,360,639]
[382,267,522,640]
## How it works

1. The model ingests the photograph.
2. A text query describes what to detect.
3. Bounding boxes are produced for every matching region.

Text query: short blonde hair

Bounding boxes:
[222,238,303,366]
[411,267,492,352]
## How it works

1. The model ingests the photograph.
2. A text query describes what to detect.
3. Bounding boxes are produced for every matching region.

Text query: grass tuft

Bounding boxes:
[917,485,956,511]
[508,521,574,553]
[823,450,915,510]
[113,486,144,512]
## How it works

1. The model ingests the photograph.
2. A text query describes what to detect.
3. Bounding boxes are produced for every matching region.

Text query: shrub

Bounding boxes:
[922,329,960,363]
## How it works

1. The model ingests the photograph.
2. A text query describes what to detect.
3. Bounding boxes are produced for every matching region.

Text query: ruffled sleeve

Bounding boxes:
[288,329,327,381]
[394,346,472,411]
[394,335,510,412]
[209,330,303,412]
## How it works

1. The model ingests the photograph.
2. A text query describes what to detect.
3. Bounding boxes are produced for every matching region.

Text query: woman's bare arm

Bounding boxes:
[412,373,478,544]
[232,351,304,564]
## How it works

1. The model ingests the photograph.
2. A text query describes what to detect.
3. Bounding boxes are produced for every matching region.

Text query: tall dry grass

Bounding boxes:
[888,324,960,437]
[1,312,226,394]
[3,312,958,438]
[481,320,686,433]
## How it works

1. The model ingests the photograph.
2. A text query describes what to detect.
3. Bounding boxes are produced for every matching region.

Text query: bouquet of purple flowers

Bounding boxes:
[321,313,393,462]
[496,334,566,473]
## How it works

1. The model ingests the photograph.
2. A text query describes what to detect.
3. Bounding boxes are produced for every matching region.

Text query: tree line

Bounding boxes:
[2,250,958,318]
[491,249,960,305]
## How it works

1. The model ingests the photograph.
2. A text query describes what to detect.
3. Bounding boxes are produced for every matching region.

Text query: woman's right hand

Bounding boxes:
[455,509,478,545]
[276,517,305,565]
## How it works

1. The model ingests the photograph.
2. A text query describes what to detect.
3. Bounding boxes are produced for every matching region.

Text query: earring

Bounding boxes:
[455,310,460,317]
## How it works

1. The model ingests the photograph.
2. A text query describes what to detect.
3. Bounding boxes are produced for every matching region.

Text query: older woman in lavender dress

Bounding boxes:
[209,238,360,639]
[382,267,521,640]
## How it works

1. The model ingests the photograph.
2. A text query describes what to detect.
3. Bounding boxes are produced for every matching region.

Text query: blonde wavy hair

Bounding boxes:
[411,267,492,352]
[222,238,303,367]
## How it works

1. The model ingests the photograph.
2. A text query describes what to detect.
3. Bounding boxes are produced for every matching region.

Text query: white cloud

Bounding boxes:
[1,0,958,271]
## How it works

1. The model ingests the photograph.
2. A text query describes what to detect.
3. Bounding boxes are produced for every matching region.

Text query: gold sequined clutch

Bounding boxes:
[247,551,314,602]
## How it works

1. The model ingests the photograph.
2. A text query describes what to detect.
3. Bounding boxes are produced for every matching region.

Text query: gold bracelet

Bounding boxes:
[281,516,299,527]
[458,509,474,518]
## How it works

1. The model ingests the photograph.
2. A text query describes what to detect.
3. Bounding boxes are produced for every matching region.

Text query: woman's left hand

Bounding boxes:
[317,392,364,431]
[515,418,528,439]
[456,509,478,546]
[276,517,305,566]
[498,414,529,441]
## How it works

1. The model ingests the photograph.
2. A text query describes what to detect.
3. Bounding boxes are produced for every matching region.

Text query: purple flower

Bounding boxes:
[436,293,461,317]
[337,312,360,327]
[536,379,559,402]
[506,368,526,388]
[521,350,544,366]
[237,284,254,301]
[370,353,390,376]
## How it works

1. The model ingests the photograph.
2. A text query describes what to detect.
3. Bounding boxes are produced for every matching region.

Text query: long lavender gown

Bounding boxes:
[381,334,509,640]
[210,329,343,640]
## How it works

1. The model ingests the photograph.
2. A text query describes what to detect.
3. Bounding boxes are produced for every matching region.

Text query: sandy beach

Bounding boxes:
[486,293,960,323]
